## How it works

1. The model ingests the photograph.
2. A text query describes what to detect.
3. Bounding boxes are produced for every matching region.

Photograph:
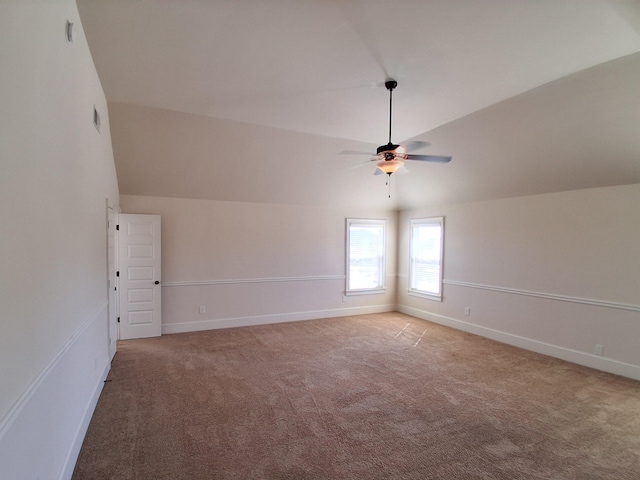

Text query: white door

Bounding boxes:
[107,207,118,357]
[118,214,162,339]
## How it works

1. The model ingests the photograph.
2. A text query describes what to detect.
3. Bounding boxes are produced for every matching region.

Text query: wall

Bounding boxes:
[397,184,640,380]
[121,195,396,333]
[0,2,119,479]
[108,101,399,211]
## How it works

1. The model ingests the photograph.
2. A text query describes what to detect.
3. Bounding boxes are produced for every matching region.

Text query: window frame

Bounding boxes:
[408,217,444,301]
[345,218,386,295]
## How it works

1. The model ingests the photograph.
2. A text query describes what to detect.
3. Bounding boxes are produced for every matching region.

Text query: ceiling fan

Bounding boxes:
[343,79,452,176]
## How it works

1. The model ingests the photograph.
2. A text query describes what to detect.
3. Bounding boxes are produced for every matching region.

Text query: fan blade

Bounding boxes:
[335,2,389,78]
[405,154,452,163]
[347,159,376,172]
[339,150,376,156]
[403,141,431,153]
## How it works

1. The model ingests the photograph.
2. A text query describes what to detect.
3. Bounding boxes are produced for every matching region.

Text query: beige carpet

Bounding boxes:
[73,313,640,479]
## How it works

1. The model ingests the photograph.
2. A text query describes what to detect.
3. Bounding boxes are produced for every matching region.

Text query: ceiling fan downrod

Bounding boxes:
[377,79,400,156]
[386,79,397,145]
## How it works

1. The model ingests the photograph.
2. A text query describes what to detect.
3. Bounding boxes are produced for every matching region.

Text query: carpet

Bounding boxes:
[72,313,640,479]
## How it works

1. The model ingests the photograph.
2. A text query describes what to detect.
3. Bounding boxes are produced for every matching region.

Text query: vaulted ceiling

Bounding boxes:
[77,0,640,210]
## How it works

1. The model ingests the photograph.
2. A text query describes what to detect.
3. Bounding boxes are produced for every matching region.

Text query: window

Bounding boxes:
[346,219,386,294]
[409,217,444,300]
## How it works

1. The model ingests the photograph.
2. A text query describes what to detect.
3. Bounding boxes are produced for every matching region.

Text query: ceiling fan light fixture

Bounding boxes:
[376,158,404,175]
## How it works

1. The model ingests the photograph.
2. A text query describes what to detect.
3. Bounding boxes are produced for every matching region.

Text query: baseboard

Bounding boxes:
[398,305,640,381]
[162,304,396,335]
[0,302,111,480]
[59,359,110,480]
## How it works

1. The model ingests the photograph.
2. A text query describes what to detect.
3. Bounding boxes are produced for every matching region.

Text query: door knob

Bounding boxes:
[155,281,160,285]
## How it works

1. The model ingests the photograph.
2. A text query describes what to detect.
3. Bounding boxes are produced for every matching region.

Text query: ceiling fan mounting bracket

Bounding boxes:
[385,79,397,91]
[377,142,400,155]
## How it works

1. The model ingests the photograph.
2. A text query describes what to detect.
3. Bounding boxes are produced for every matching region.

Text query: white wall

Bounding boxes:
[397,184,640,379]
[0,2,119,479]
[121,195,397,332]
[108,101,399,211]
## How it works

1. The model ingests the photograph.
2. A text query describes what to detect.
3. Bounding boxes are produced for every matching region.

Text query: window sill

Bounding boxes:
[408,290,442,302]
[345,288,386,296]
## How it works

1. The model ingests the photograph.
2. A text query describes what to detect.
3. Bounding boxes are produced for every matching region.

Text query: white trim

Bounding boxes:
[444,279,640,313]
[163,274,345,287]
[408,289,442,302]
[344,288,386,296]
[0,301,111,480]
[60,359,110,480]
[162,304,396,335]
[106,202,119,359]
[409,216,444,299]
[398,304,640,381]
[345,218,387,294]
[0,301,108,438]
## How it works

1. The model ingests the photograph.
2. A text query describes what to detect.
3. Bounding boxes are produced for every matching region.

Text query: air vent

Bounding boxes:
[93,105,101,133]
[66,21,74,42]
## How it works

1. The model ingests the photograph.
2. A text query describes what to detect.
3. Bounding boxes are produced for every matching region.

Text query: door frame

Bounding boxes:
[106,202,119,359]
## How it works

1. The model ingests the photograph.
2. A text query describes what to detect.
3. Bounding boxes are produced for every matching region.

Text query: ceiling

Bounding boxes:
[77,0,640,210]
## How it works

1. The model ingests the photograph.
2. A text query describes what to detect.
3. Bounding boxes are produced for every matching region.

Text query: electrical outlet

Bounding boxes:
[464,307,470,316]
[199,305,206,314]
[594,344,604,356]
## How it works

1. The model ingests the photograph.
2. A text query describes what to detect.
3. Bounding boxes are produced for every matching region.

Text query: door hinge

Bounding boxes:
[117,317,120,323]
[116,224,120,230]
[116,271,120,277]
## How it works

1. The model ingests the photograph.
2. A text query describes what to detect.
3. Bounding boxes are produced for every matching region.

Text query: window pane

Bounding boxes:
[409,219,443,297]
[347,221,385,292]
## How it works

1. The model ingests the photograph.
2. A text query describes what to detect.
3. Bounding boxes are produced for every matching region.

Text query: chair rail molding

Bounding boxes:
[163,274,346,287]
[444,280,640,313]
